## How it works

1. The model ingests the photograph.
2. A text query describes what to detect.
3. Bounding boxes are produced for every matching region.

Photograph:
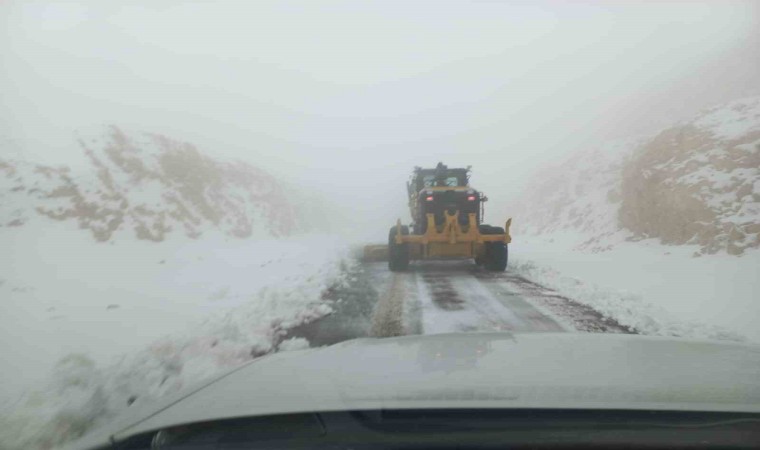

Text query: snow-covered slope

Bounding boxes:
[512,137,646,252]
[0,127,354,450]
[515,95,760,255]
[508,96,760,347]
[0,231,351,450]
[620,97,760,255]
[1,126,298,241]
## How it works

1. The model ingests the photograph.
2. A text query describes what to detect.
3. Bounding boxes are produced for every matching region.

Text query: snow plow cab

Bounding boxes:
[364,163,511,271]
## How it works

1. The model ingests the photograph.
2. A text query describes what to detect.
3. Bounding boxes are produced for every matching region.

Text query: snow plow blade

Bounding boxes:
[362,244,390,262]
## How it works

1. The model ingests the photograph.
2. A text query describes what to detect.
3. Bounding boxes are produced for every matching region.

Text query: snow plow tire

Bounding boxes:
[483,226,508,271]
[475,225,495,266]
[388,225,410,272]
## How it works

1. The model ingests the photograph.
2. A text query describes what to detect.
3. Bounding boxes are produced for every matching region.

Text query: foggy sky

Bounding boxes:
[2,1,759,233]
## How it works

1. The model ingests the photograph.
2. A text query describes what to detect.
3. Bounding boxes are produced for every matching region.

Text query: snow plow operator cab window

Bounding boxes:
[422,175,461,188]
[414,163,469,192]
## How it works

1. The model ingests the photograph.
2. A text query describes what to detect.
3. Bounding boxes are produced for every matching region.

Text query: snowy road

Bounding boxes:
[288,260,633,346]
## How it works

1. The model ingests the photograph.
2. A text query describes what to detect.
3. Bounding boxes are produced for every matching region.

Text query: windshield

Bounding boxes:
[1,2,759,450]
[422,174,461,188]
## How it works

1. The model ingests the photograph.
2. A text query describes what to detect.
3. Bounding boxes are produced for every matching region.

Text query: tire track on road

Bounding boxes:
[369,273,407,338]
[288,261,634,349]
[473,271,634,334]
[413,261,564,334]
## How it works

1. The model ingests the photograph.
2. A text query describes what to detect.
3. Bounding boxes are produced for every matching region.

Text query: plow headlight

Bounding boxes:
[425,196,434,201]
[467,195,477,201]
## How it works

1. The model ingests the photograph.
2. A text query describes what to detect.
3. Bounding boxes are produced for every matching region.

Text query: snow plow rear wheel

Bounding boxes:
[475,225,494,266]
[388,225,410,272]
[482,225,508,271]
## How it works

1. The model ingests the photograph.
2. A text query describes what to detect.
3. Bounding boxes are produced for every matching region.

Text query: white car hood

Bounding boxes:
[67,332,760,449]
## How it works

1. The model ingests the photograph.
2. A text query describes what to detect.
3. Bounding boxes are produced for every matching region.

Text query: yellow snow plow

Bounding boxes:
[363,163,512,271]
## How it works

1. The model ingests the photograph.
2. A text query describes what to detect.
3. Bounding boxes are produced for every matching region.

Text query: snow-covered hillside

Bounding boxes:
[511,137,646,252]
[508,96,760,346]
[1,126,298,241]
[515,95,760,256]
[0,127,353,450]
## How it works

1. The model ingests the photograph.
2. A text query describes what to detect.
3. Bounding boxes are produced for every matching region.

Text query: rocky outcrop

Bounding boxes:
[515,96,760,255]
[621,121,759,255]
[1,126,298,241]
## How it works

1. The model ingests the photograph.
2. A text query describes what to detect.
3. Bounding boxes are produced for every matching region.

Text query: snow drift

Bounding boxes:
[0,233,352,450]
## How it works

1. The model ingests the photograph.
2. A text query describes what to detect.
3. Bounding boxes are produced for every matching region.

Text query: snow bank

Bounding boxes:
[510,233,758,343]
[0,223,352,450]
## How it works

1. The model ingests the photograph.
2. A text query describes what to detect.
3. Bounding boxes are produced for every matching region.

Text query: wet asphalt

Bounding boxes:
[285,260,633,348]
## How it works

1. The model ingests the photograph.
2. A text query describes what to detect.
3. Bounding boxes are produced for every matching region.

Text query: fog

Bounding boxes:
[2,0,759,235]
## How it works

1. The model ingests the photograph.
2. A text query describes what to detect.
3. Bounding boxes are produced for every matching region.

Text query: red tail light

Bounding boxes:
[467,195,477,201]
[425,196,434,201]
